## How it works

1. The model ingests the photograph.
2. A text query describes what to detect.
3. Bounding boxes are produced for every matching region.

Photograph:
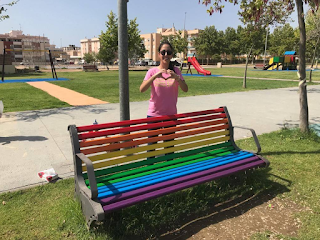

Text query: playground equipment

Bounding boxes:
[1,49,58,82]
[263,51,297,71]
[186,56,211,75]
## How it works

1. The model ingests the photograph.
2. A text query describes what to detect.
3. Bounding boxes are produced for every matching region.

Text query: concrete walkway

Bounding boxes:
[1,85,320,193]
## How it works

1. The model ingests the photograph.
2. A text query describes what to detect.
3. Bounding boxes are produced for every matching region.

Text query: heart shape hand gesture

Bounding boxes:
[156,69,178,80]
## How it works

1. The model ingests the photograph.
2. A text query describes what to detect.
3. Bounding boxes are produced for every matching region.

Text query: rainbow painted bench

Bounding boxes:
[68,106,269,228]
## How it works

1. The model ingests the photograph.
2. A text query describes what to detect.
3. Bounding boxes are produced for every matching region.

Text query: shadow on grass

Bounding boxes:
[91,168,290,240]
[0,136,48,145]
[263,150,320,155]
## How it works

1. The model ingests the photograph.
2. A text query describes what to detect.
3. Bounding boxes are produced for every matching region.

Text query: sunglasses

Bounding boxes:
[160,50,173,56]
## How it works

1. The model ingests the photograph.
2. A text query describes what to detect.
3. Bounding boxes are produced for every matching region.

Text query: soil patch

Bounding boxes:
[160,195,306,240]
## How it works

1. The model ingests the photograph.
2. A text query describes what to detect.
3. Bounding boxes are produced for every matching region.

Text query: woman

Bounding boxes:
[140,41,188,117]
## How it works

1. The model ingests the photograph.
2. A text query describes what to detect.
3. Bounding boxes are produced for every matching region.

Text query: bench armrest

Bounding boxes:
[233,126,261,154]
[76,153,98,199]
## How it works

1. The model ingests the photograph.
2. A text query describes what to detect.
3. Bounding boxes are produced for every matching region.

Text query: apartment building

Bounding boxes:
[62,45,81,63]
[79,26,202,62]
[140,27,202,61]
[80,37,100,58]
[0,31,23,63]
[0,30,52,64]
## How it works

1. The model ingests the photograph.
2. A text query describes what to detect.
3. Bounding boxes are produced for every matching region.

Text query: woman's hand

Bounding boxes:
[167,70,180,81]
[155,68,167,78]
[167,70,189,92]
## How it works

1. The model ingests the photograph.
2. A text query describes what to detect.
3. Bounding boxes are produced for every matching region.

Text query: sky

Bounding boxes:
[1,0,301,48]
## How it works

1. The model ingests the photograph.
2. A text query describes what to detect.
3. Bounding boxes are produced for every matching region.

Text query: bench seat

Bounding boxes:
[68,106,269,227]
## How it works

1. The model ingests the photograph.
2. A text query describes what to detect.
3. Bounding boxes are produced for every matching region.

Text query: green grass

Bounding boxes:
[202,66,320,81]
[1,68,318,113]
[0,82,70,112]
[1,128,319,239]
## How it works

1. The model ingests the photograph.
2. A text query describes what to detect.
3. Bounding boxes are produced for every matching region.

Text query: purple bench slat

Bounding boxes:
[100,156,261,205]
[103,159,266,213]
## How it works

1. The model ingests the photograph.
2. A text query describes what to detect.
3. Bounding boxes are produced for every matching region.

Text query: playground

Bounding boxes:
[254,51,299,71]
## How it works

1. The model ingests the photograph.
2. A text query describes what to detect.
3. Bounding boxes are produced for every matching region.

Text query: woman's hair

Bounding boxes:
[158,41,175,71]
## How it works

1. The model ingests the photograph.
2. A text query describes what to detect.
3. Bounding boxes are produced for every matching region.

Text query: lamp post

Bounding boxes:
[118,0,130,121]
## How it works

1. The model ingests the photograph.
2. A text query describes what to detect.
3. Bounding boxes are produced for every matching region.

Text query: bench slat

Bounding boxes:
[102,159,265,212]
[87,130,230,162]
[90,147,235,185]
[78,113,227,140]
[83,142,233,179]
[99,156,262,206]
[81,125,228,155]
[96,151,253,198]
[77,108,225,133]
[80,119,228,148]
[82,135,230,172]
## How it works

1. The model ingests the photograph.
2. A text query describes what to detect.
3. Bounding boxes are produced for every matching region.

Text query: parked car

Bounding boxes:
[135,60,147,66]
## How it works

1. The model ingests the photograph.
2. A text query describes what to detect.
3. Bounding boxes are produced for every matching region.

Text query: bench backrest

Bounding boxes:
[69,106,237,179]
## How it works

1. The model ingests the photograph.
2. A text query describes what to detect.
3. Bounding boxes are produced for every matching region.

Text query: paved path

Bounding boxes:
[27,82,108,106]
[1,85,320,193]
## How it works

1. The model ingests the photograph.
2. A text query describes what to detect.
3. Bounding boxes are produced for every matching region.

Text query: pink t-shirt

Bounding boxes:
[144,67,185,117]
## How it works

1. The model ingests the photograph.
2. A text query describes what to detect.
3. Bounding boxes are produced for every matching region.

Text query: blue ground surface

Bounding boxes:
[182,74,223,77]
[0,78,69,83]
[310,124,320,137]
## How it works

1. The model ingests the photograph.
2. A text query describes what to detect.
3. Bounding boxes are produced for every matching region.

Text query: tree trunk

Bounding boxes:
[243,45,253,89]
[296,0,309,132]
[309,36,320,83]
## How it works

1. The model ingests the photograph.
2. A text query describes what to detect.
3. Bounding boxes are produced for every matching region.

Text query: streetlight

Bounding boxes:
[118,0,130,121]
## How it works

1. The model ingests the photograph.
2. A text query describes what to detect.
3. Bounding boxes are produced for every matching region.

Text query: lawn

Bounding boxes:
[1,67,318,113]
[0,128,319,239]
[201,66,320,80]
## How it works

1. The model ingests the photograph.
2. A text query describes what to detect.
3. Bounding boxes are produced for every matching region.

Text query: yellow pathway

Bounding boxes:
[28,82,108,106]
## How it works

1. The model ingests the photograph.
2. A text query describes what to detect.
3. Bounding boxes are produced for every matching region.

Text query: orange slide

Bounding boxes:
[187,57,211,75]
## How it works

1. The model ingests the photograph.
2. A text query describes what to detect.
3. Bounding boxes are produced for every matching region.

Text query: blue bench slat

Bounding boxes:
[100,156,263,206]
[97,151,254,198]
[102,159,265,212]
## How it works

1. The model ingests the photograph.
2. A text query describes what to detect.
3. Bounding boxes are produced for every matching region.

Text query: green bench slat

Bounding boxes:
[83,141,234,180]
[91,147,236,188]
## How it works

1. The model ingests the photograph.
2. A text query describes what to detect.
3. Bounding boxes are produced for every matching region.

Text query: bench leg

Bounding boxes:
[75,183,105,229]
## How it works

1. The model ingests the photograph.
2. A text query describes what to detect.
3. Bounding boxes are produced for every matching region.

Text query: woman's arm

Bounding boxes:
[140,77,155,93]
[177,78,188,92]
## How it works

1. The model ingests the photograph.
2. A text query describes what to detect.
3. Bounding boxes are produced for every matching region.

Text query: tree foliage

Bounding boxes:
[161,31,188,58]
[305,9,320,59]
[269,24,298,55]
[0,1,18,21]
[83,53,96,64]
[193,26,224,59]
[239,24,266,56]
[224,27,241,56]
[98,11,146,64]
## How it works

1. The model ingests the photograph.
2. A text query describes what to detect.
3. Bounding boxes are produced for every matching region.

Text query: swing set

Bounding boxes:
[1,48,58,82]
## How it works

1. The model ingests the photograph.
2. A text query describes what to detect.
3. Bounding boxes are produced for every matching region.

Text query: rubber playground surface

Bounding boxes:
[182,74,223,77]
[0,77,69,83]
